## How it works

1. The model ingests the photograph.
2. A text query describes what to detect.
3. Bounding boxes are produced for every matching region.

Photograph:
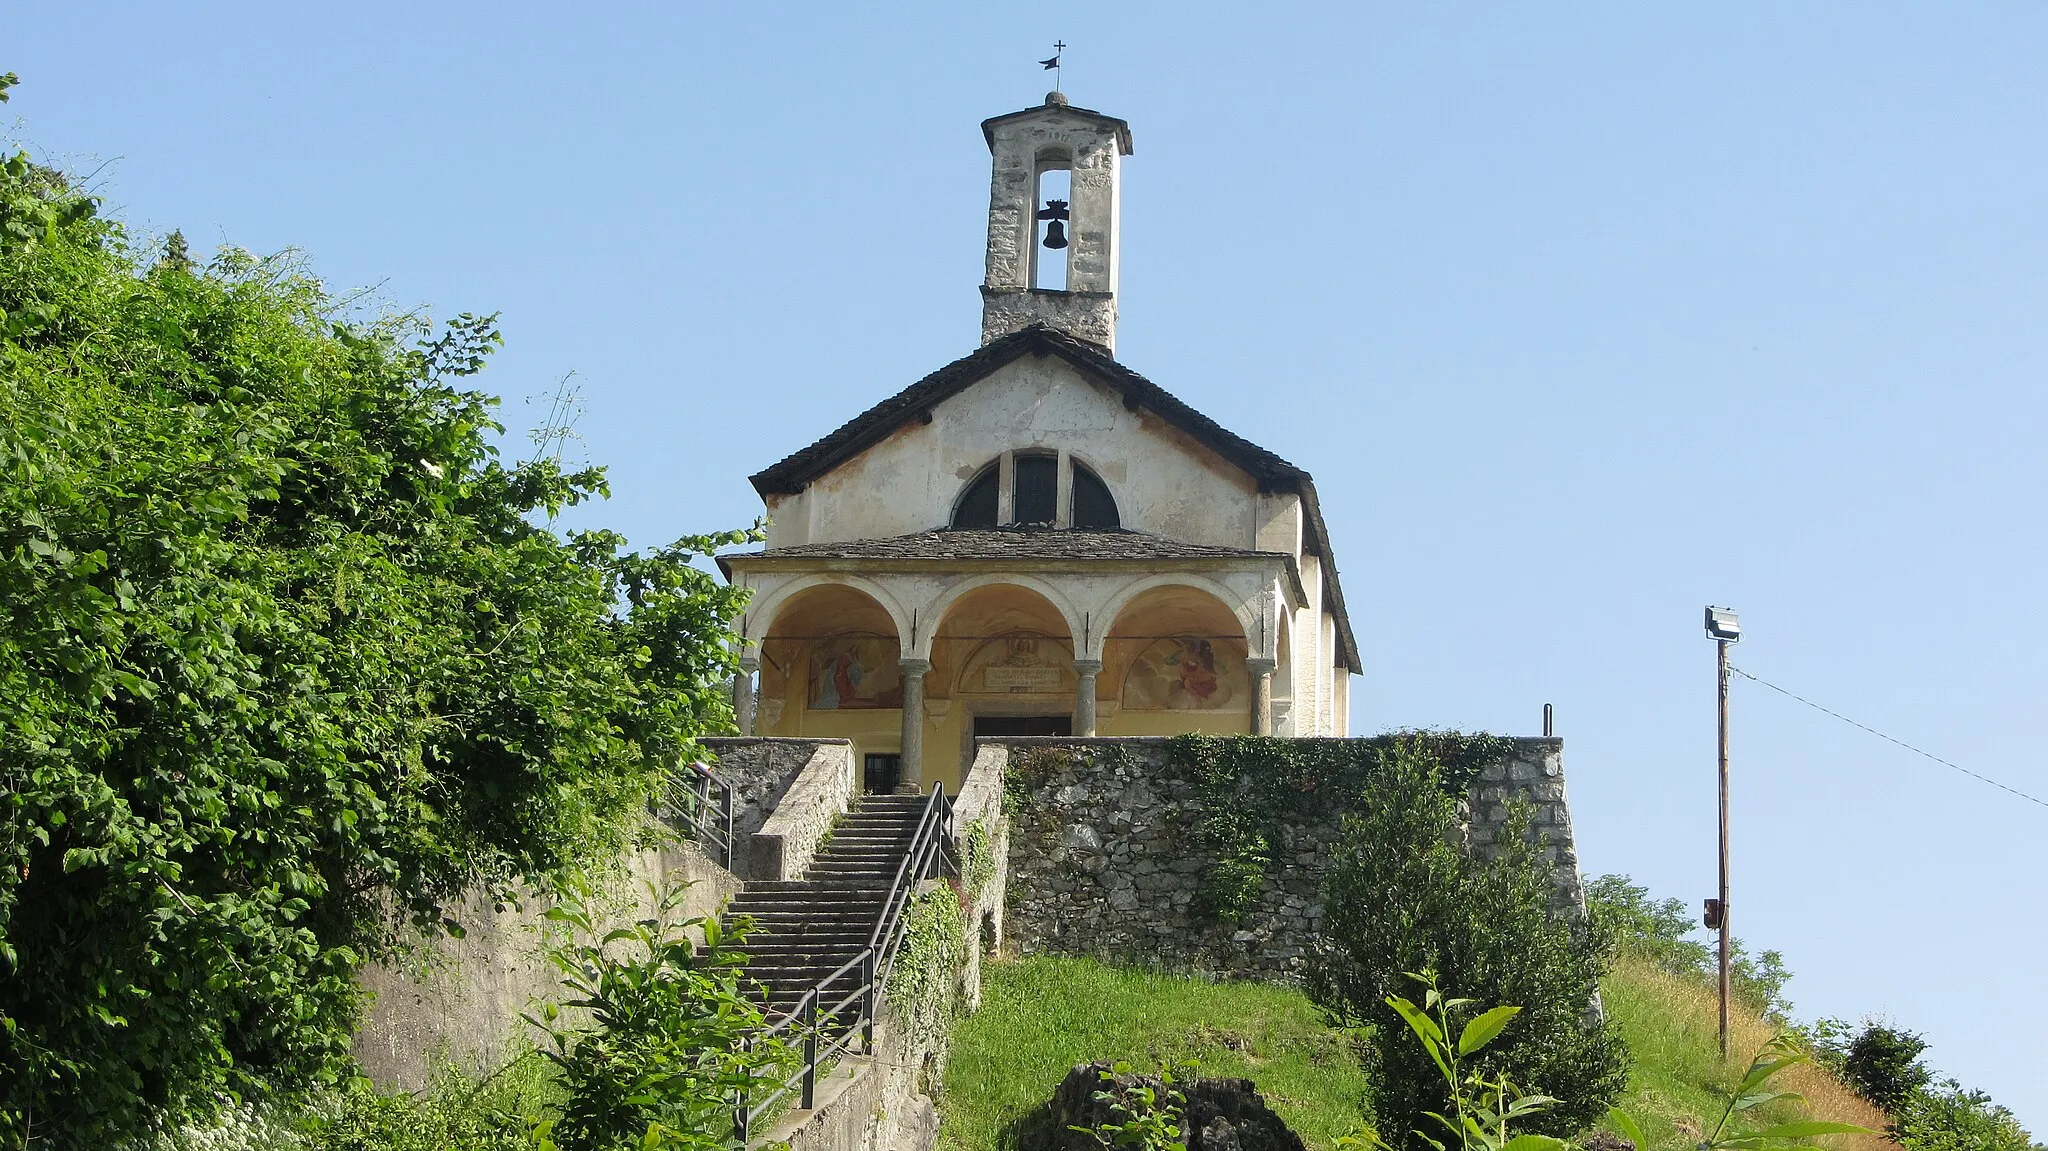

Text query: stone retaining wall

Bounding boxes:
[701,737,850,875]
[746,741,856,881]
[994,736,1583,980]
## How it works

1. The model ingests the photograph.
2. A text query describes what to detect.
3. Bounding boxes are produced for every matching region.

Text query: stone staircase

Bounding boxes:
[725,793,930,1023]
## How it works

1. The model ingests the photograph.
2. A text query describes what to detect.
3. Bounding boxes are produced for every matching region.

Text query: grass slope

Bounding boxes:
[942,954,1889,1151]
[1604,953,1887,1151]
[940,956,1371,1151]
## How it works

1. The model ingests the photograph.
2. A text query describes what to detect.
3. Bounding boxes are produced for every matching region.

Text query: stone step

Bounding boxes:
[736,879,889,895]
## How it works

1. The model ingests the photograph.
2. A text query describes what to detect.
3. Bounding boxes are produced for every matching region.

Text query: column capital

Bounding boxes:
[739,655,761,673]
[898,657,932,675]
[1071,658,1103,674]
[1245,656,1278,675]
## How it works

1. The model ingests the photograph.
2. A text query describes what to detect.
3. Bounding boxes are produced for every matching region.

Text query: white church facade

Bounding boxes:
[720,93,1357,795]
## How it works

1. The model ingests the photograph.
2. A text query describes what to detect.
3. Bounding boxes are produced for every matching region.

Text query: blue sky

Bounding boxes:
[11,2,2045,1127]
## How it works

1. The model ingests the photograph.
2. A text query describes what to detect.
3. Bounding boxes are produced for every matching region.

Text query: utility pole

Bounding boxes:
[1704,606,1740,1058]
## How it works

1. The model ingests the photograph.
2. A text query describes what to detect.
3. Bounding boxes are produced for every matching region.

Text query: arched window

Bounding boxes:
[1013,453,1057,525]
[1071,463,1120,529]
[949,452,1122,530]
[953,466,1000,529]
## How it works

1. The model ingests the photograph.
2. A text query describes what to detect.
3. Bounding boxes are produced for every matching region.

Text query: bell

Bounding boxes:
[1041,219,1068,250]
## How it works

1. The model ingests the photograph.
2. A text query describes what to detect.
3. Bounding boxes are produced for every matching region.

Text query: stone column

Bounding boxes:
[1072,659,1102,736]
[733,656,759,735]
[898,658,930,793]
[1246,657,1277,736]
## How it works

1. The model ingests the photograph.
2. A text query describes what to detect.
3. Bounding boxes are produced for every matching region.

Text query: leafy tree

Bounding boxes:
[1309,741,1626,1145]
[0,132,750,1147]
[1840,1023,1930,1114]
[1584,873,1795,1020]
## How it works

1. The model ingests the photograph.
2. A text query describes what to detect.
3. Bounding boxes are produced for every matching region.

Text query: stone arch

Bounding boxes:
[749,579,910,744]
[1089,573,1261,662]
[743,573,913,651]
[917,573,1085,661]
[1100,582,1253,718]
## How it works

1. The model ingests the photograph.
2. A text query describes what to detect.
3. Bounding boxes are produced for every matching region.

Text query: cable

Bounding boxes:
[1728,665,2048,812]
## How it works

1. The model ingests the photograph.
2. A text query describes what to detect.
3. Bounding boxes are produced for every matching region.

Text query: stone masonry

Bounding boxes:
[994,736,1584,980]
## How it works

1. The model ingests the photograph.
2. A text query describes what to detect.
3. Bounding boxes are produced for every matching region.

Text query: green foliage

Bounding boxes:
[1838,1023,1928,1115]
[303,1057,557,1151]
[527,876,783,1151]
[943,956,1371,1151]
[961,818,997,903]
[1308,740,1624,1144]
[1336,971,1573,1151]
[888,885,967,1048]
[1585,875,1794,1021]
[1070,1062,1190,1151]
[0,140,752,1147]
[1163,732,1513,922]
[1892,1078,2043,1151]
[1605,1037,1871,1151]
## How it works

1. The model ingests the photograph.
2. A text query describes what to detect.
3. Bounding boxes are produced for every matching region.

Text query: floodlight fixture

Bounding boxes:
[1705,606,1741,643]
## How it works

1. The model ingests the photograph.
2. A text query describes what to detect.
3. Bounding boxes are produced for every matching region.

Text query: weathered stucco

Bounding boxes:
[764,355,1261,552]
[353,839,742,1092]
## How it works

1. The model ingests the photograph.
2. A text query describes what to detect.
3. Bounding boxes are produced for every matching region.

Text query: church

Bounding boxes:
[719,92,1357,796]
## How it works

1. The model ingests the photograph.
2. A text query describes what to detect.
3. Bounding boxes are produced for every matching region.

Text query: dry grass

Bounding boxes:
[1603,953,1889,1151]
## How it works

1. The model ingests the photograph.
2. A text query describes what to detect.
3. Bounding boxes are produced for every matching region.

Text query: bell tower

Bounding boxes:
[979,93,1134,353]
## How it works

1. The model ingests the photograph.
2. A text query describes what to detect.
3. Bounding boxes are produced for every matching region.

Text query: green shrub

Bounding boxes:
[1892,1078,2043,1151]
[529,877,785,1151]
[1164,733,1511,923]
[1840,1023,1929,1115]
[1309,740,1624,1144]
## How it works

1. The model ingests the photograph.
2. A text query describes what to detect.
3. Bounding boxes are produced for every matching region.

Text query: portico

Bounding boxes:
[721,534,1306,793]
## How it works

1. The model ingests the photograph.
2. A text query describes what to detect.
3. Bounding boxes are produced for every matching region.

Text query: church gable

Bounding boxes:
[770,341,1261,550]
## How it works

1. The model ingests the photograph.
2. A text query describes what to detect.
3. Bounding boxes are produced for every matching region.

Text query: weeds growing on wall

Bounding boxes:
[1162,733,1514,922]
[889,885,967,1050]
[961,819,998,904]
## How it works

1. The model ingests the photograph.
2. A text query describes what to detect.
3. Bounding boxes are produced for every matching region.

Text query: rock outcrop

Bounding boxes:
[1021,1061,1307,1151]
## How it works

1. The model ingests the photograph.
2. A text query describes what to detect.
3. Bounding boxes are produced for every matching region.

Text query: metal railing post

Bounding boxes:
[736,1034,753,1143]
[862,948,876,1053]
[801,993,818,1110]
[721,781,734,868]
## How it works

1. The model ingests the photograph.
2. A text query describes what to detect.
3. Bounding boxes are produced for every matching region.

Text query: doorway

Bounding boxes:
[973,715,1073,738]
[862,754,902,795]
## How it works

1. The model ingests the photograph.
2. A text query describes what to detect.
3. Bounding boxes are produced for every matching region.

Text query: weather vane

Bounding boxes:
[1039,41,1065,93]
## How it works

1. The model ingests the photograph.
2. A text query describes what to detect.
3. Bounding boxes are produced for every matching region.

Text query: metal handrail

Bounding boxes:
[658,760,735,868]
[735,782,954,1142]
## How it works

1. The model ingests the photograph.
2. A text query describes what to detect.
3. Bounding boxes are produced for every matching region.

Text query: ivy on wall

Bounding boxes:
[887,886,966,1049]
[960,818,998,904]
[1163,733,1515,922]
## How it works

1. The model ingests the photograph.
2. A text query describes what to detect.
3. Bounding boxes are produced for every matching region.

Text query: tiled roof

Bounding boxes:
[726,528,1283,563]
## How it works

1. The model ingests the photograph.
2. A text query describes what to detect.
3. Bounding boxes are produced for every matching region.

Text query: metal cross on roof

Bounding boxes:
[1040,41,1066,92]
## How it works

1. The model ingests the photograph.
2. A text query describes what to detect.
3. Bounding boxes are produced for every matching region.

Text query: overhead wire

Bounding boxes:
[1728,665,2048,812]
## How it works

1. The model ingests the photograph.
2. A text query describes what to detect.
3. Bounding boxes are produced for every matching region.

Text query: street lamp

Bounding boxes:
[1703,605,1739,1058]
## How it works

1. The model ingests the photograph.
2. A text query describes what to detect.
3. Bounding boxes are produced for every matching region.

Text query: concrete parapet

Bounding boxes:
[749,741,857,881]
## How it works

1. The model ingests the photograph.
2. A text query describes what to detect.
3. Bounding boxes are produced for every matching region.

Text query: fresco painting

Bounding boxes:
[1120,637,1244,711]
[809,635,904,709]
